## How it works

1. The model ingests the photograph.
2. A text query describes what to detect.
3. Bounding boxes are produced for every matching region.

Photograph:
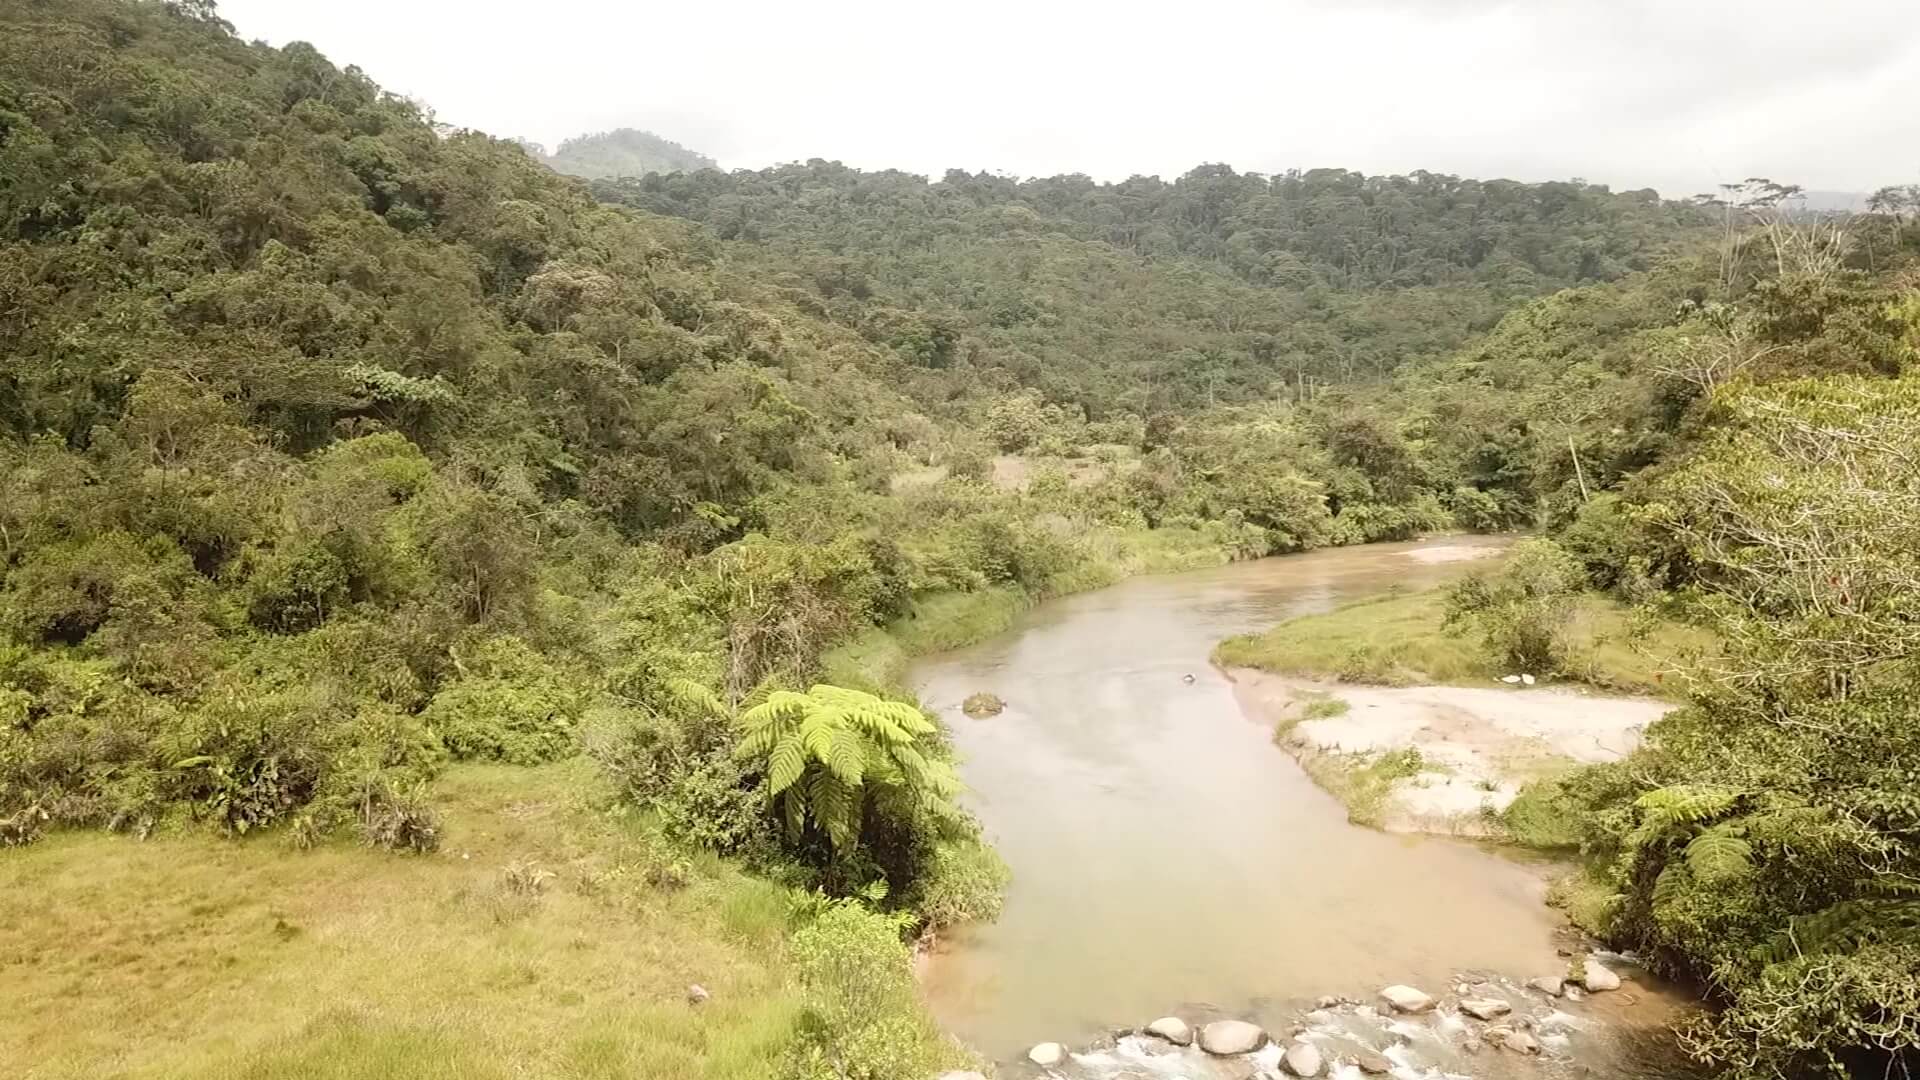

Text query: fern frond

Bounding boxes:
[767,733,806,795]
[826,726,865,787]
[664,677,725,718]
[1633,784,1741,843]
[1749,899,1920,966]
[1684,823,1755,884]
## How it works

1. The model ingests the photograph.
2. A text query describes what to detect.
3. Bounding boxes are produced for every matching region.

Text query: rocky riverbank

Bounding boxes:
[1228,668,1673,835]
[941,952,1681,1079]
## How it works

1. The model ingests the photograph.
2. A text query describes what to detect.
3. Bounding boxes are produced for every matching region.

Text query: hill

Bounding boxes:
[541,127,716,179]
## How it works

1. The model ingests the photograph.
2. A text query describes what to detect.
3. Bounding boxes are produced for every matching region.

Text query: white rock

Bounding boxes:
[1581,958,1622,992]
[1526,975,1565,997]
[1378,985,1436,1013]
[685,983,710,1004]
[1145,1016,1193,1046]
[1028,1042,1066,1067]
[1459,998,1512,1021]
[1500,674,1523,684]
[1520,673,1537,686]
[1483,1025,1514,1047]
[1283,1041,1325,1078]
[1199,1019,1268,1055]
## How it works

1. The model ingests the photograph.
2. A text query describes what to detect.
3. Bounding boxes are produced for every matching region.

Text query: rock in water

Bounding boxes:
[961,692,1005,718]
[1028,1042,1066,1067]
[1500,674,1523,684]
[1520,673,1536,685]
[1526,975,1565,997]
[1354,1050,1395,1075]
[1199,1019,1268,1055]
[1379,985,1436,1013]
[1459,998,1512,1021]
[1582,958,1623,991]
[1145,1016,1193,1046]
[1483,1025,1514,1048]
[1505,1030,1542,1055]
[1284,1041,1325,1077]
[685,983,710,1005]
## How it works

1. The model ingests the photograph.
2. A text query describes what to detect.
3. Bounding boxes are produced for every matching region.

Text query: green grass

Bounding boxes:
[0,761,966,1080]
[1295,746,1431,828]
[824,523,1239,691]
[1215,586,1709,698]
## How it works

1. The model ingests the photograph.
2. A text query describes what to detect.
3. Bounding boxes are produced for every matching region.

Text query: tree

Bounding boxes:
[736,684,957,853]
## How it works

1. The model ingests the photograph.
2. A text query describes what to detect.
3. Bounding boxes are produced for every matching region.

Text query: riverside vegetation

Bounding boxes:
[2,2,1919,1077]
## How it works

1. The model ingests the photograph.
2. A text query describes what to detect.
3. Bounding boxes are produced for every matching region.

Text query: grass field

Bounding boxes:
[0,762,960,1080]
[1215,586,1711,698]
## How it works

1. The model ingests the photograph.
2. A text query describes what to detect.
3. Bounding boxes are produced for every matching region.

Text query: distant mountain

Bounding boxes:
[534,128,716,180]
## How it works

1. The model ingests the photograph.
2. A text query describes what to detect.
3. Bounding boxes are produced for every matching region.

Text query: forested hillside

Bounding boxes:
[604,162,1713,410]
[539,127,716,180]
[4,1,1920,1078]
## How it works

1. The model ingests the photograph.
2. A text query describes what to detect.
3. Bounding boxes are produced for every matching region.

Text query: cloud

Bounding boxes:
[216,0,1920,196]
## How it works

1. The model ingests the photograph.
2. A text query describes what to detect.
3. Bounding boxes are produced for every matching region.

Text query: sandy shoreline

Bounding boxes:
[1228,667,1674,835]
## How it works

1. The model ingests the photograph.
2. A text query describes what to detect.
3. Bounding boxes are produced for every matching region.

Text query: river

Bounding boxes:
[911,536,1691,1076]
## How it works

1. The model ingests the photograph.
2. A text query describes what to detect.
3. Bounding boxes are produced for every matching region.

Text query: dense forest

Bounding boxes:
[2,2,1918,1078]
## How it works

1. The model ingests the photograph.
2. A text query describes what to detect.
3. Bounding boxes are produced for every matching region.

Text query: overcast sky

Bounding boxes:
[216,0,1918,198]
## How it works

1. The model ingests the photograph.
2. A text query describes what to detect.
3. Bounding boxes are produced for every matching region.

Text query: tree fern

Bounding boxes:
[738,684,954,852]
[1749,899,1920,966]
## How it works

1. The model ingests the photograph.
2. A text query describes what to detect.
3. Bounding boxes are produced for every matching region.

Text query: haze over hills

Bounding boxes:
[2,4,1919,1080]
[530,126,717,179]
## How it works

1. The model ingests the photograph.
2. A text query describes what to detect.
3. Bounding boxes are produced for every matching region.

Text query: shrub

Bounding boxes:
[420,636,584,765]
[788,902,952,1080]
[907,839,1009,928]
[1444,537,1584,673]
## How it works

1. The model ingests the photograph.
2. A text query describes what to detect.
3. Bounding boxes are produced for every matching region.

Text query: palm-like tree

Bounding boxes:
[736,684,958,851]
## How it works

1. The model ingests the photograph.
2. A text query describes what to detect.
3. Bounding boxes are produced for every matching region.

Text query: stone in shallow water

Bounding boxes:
[1199,1019,1268,1055]
[1283,1040,1325,1077]
[1505,1030,1543,1055]
[1144,1016,1193,1046]
[1028,1042,1066,1067]
[1354,1049,1395,1075]
[1527,975,1566,997]
[1582,958,1623,991]
[1378,984,1436,1013]
[1459,997,1512,1021]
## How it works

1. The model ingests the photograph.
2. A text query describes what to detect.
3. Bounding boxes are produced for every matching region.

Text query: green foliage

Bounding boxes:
[1444,538,1585,673]
[787,901,961,1080]
[737,685,957,853]
[422,637,586,765]
[906,839,1010,929]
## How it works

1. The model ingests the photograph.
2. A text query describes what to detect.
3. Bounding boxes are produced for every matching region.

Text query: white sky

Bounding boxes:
[217,0,1920,197]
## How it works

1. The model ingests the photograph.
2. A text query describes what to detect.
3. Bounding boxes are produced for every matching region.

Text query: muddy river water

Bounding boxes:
[911,537,1691,1074]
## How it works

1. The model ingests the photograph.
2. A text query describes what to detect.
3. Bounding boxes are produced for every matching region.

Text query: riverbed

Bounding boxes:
[910,536,1686,1071]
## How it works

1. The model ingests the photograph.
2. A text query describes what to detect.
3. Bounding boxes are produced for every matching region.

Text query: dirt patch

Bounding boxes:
[1229,667,1673,835]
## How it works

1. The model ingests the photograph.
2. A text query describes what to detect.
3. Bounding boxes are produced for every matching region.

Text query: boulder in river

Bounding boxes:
[1145,1016,1193,1046]
[1027,1042,1066,1067]
[1504,1030,1543,1055]
[1526,975,1565,997]
[1459,997,1512,1021]
[1581,957,1623,991]
[1283,1040,1326,1077]
[1199,1019,1268,1055]
[1354,1049,1395,1075]
[961,692,1005,718]
[1378,985,1436,1013]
